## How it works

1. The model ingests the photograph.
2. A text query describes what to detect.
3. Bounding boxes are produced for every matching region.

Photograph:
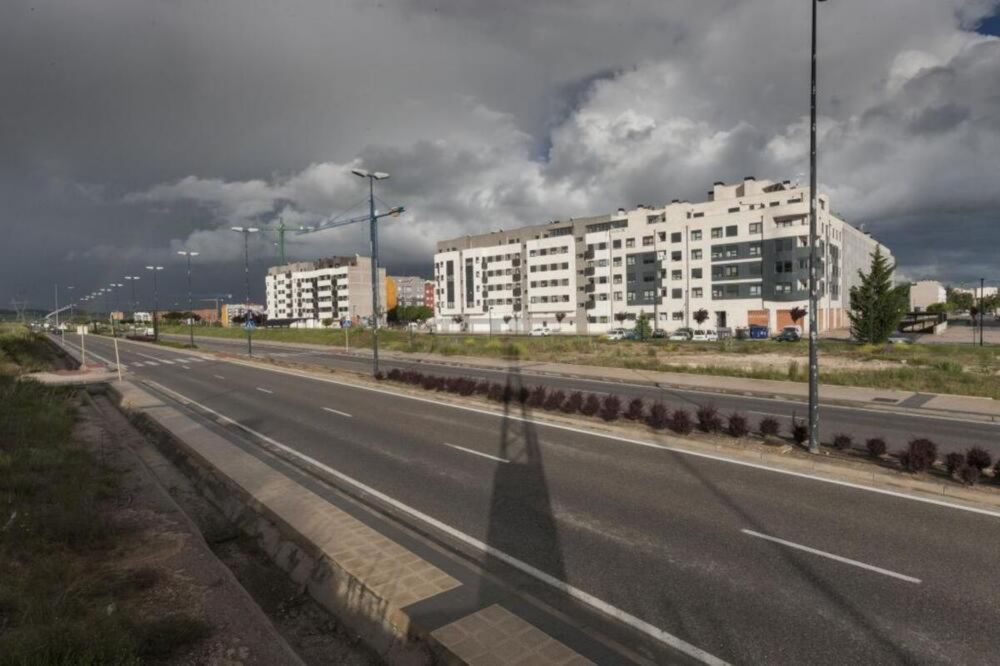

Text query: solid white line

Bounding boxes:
[442,442,509,463]
[256,387,273,394]
[213,374,226,380]
[182,366,192,370]
[141,379,725,665]
[322,407,352,418]
[223,360,1000,519]
[158,359,174,365]
[741,529,922,584]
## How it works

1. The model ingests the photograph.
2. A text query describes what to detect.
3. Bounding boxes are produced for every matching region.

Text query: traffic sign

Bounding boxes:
[243,320,256,332]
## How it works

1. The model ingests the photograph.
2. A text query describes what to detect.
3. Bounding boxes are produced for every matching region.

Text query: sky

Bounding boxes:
[2,0,999,311]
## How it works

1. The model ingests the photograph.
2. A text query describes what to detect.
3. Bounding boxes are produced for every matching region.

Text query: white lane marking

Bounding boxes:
[226,360,1000,520]
[182,365,192,370]
[136,352,166,361]
[60,339,116,366]
[131,361,145,367]
[748,410,788,419]
[322,407,352,418]
[158,359,174,365]
[213,374,226,380]
[141,379,724,665]
[741,529,922,584]
[144,361,159,367]
[256,387,273,394]
[442,442,508,463]
[186,358,203,363]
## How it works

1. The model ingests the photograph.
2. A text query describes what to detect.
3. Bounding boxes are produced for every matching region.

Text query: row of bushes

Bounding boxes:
[378,368,1000,486]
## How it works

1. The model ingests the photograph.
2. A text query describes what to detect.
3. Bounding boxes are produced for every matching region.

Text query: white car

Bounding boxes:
[606,328,627,341]
[669,328,693,341]
[692,329,719,342]
[530,326,551,337]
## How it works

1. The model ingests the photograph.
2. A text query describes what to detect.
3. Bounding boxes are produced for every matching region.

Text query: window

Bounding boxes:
[671,232,682,243]
[671,251,682,261]
[726,225,738,237]
[775,282,792,294]
[692,287,703,298]
[673,311,684,321]
[723,265,739,278]
[612,239,622,249]
[671,270,682,280]
[691,249,703,260]
[693,212,705,218]
[749,263,762,276]
[626,256,636,266]
[691,268,703,279]
[690,230,703,241]
[749,284,761,297]
[711,287,723,299]
[625,238,636,248]
[672,288,683,299]
[726,285,739,297]
[711,247,722,260]
[711,227,723,239]
[749,222,762,235]
[642,235,654,246]
[728,207,740,214]
[748,243,761,257]
[614,291,623,301]
[770,201,780,207]
[724,246,738,259]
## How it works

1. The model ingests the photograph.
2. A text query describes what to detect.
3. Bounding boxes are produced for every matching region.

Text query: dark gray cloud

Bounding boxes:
[2,0,1000,311]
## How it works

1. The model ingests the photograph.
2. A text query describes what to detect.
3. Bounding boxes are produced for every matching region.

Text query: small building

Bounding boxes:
[265,255,387,326]
[909,280,946,312]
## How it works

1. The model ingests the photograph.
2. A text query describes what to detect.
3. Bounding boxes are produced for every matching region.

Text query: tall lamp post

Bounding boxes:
[145,266,164,341]
[109,283,124,336]
[178,250,200,347]
[351,168,390,377]
[806,0,828,455]
[231,227,259,356]
[124,276,141,318]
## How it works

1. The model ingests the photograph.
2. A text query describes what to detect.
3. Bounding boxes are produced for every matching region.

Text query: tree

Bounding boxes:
[391,305,433,324]
[925,302,953,315]
[635,311,651,340]
[848,247,909,343]
[790,306,807,326]
[946,287,975,312]
[693,308,709,326]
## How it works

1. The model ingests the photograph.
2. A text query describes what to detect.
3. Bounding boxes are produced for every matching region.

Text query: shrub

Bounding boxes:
[901,438,937,473]
[599,395,622,421]
[832,433,853,451]
[562,391,584,413]
[403,370,423,385]
[958,464,981,486]
[374,370,385,381]
[526,385,547,408]
[444,377,461,393]
[387,368,402,381]
[865,437,887,459]
[459,378,477,396]
[420,375,438,391]
[543,390,565,411]
[647,402,670,429]
[696,405,722,433]
[580,394,601,417]
[944,452,965,476]
[966,447,993,471]
[670,409,694,435]
[727,412,749,438]
[625,397,645,421]
[475,380,491,395]
[790,420,808,446]
[487,382,505,402]
[994,460,1000,485]
[758,417,780,438]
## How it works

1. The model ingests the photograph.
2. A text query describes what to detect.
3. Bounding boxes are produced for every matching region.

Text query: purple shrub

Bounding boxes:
[758,417,781,438]
[900,438,937,473]
[790,420,808,446]
[958,464,981,486]
[543,390,566,411]
[696,405,722,433]
[994,460,1000,485]
[487,383,505,402]
[475,380,491,395]
[832,433,853,451]
[670,409,694,435]
[526,385,548,408]
[944,452,965,476]
[387,368,402,381]
[966,447,993,471]
[562,391,584,413]
[625,397,645,421]
[580,394,601,417]
[865,437,887,459]
[727,413,750,438]
[374,370,385,381]
[516,386,530,404]
[599,395,622,421]
[646,402,670,430]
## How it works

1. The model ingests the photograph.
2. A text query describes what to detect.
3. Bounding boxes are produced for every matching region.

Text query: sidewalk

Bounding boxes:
[163,333,1000,420]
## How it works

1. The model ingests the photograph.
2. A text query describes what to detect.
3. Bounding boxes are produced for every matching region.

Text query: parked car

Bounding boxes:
[669,327,693,341]
[651,329,667,339]
[606,327,627,341]
[529,326,551,337]
[692,329,719,342]
[774,326,801,342]
[887,333,913,344]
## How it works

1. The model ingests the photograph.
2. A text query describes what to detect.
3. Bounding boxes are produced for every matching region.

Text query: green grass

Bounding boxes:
[160,324,1000,399]
[0,324,61,373]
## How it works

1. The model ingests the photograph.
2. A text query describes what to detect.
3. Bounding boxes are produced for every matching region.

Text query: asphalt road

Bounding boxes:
[71,334,1000,664]
[160,332,1000,457]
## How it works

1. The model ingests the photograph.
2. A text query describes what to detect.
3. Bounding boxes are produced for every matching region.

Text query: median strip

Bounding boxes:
[741,529,922,584]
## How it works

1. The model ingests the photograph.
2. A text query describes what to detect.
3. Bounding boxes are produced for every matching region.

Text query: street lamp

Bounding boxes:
[231,227,259,356]
[351,168,390,377]
[124,276,141,316]
[806,0,829,455]
[178,250,200,347]
[109,283,124,336]
[145,266,164,341]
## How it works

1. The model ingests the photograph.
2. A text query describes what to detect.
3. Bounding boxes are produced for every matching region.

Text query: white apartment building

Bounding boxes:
[390,275,428,307]
[433,178,892,335]
[265,256,386,326]
[909,280,946,312]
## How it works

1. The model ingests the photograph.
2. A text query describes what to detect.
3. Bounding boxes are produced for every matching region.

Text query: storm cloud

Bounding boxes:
[2,0,999,309]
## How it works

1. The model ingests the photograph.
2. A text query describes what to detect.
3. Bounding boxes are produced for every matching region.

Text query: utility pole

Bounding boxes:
[145,266,164,341]
[352,168,390,377]
[980,277,986,347]
[807,0,828,455]
[231,227,259,355]
[178,251,200,347]
[54,284,59,331]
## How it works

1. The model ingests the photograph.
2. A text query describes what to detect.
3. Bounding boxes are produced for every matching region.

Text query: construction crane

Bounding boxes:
[295,207,404,237]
